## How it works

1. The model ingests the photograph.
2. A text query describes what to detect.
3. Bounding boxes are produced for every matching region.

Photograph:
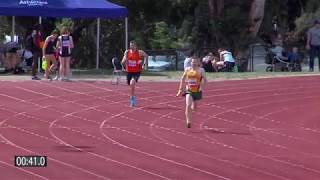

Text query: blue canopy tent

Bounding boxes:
[0,0,128,69]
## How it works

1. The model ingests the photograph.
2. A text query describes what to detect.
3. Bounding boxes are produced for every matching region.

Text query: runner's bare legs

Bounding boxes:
[130,78,136,107]
[185,94,193,128]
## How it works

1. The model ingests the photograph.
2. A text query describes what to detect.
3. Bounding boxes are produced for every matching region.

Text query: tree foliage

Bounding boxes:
[1,0,319,68]
[0,17,10,40]
[295,1,320,34]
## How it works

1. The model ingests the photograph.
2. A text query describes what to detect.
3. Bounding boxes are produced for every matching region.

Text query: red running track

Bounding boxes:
[0,76,320,180]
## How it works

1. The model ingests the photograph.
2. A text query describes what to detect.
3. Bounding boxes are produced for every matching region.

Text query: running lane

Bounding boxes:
[0,76,319,180]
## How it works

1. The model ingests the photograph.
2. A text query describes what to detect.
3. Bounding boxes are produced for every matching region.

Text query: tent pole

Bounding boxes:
[96,18,100,69]
[38,16,42,74]
[125,17,128,50]
[11,16,15,42]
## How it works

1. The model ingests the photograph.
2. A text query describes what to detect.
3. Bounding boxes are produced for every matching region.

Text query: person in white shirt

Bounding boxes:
[270,45,287,61]
[183,49,194,71]
[218,48,235,72]
[306,19,320,71]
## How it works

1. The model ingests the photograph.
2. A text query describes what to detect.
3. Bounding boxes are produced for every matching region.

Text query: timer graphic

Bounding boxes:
[14,156,47,167]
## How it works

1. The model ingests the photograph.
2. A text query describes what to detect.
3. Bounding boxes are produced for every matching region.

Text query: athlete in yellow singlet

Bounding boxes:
[177,58,207,128]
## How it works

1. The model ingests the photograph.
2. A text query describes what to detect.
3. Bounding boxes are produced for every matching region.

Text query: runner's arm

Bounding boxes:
[42,37,49,56]
[176,71,187,96]
[200,68,207,90]
[56,36,61,52]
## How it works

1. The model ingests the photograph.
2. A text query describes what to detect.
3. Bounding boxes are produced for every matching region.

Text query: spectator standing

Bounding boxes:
[25,26,42,80]
[184,49,194,71]
[273,33,284,47]
[306,19,320,72]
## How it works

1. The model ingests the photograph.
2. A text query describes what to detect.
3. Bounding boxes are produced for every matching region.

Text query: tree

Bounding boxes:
[1,0,312,69]
[151,21,178,49]
[294,0,320,45]
[0,17,10,41]
[248,0,266,38]
[208,0,224,18]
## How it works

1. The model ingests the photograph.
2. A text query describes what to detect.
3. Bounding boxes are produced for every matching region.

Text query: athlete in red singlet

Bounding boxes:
[121,40,148,107]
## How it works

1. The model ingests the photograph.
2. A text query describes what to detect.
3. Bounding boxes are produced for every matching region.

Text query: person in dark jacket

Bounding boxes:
[25,26,43,80]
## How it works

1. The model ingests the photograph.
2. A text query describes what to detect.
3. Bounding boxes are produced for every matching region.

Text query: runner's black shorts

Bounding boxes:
[127,72,141,85]
[184,90,202,101]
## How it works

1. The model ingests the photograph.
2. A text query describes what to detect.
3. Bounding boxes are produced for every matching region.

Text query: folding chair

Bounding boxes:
[111,57,125,85]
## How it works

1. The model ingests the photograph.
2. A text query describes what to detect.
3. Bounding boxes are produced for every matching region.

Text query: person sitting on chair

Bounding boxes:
[202,52,214,72]
[287,47,301,71]
[270,44,287,61]
[211,54,224,72]
[218,48,235,72]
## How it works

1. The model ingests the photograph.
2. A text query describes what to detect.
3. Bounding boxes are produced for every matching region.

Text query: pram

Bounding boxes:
[265,47,302,72]
[265,54,289,72]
